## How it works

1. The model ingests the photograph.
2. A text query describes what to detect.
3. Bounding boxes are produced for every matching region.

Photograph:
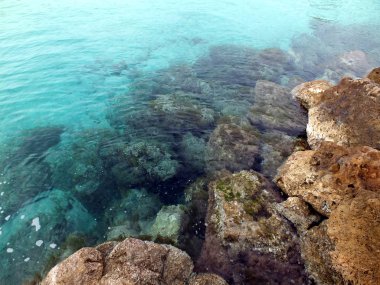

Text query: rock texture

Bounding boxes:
[291,80,333,109]
[205,123,260,173]
[42,238,227,285]
[276,142,380,216]
[293,76,380,149]
[197,170,308,284]
[248,80,307,135]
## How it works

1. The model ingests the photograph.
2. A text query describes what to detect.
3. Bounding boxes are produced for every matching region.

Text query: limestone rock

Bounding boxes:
[275,197,321,232]
[306,77,380,149]
[276,142,380,216]
[367,67,380,84]
[198,170,308,284]
[42,238,227,285]
[291,80,333,109]
[327,191,380,285]
[205,123,260,173]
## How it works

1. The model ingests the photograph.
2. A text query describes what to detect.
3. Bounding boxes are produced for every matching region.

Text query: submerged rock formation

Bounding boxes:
[42,238,227,285]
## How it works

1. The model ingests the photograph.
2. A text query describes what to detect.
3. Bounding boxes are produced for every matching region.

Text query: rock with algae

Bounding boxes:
[197,170,308,284]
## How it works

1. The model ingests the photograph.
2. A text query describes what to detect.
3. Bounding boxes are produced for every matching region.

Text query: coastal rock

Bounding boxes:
[327,190,380,285]
[291,80,333,109]
[197,170,308,284]
[299,191,380,285]
[305,77,380,149]
[205,123,260,173]
[275,197,321,232]
[189,273,229,285]
[367,67,380,84]
[42,238,227,285]
[276,142,380,216]
[248,80,307,135]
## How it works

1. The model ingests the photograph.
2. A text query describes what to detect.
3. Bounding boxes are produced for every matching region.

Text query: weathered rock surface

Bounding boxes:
[297,76,380,149]
[275,197,321,232]
[205,123,260,173]
[291,80,333,109]
[276,142,380,216]
[276,139,380,284]
[367,67,380,84]
[197,170,308,284]
[42,238,227,285]
[248,80,307,135]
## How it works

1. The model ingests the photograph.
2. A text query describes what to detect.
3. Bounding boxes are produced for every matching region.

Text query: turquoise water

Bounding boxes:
[1,0,380,283]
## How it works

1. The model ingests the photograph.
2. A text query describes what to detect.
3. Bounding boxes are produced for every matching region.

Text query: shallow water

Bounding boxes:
[1,0,380,283]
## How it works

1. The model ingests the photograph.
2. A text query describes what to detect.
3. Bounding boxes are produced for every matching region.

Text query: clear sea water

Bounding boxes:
[1,0,380,283]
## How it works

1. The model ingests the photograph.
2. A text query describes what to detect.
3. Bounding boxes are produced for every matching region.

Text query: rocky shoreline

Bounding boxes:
[39,70,380,284]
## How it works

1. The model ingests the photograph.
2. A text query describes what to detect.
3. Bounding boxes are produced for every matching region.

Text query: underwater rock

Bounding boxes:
[179,132,207,173]
[303,77,380,149]
[248,80,307,135]
[205,123,260,174]
[42,238,227,285]
[149,91,216,134]
[0,189,96,284]
[151,205,188,246]
[46,129,110,198]
[276,142,380,216]
[197,170,308,284]
[291,79,333,109]
[194,45,296,87]
[6,126,64,167]
[110,139,180,187]
[105,189,162,240]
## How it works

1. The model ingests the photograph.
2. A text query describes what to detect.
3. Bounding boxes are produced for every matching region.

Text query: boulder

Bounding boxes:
[150,205,187,246]
[205,123,260,173]
[248,80,307,135]
[302,77,380,149]
[291,80,333,109]
[197,170,308,284]
[42,238,227,285]
[367,67,380,84]
[276,142,380,216]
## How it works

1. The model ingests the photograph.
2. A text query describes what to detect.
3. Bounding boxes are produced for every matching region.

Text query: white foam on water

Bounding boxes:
[31,217,41,231]
[6,248,14,253]
[35,240,43,247]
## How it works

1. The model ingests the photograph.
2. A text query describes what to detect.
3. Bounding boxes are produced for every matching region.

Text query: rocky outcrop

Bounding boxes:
[276,70,380,285]
[292,76,380,149]
[276,142,380,216]
[42,238,227,285]
[197,170,308,284]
